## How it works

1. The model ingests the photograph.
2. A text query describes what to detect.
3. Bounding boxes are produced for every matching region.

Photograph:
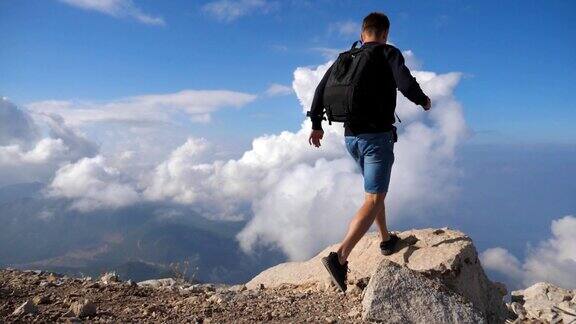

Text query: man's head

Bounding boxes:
[361,12,390,44]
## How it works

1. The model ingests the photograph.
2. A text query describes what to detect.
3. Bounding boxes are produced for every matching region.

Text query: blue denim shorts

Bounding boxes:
[345,131,395,193]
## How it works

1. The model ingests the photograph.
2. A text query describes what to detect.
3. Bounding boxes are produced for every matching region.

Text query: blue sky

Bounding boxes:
[1,0,575,147]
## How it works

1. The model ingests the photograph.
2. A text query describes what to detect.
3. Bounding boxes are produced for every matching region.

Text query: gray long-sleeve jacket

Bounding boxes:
[309,41,429,135]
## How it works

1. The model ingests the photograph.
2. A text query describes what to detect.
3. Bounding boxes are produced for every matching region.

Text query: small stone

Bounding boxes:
[126,279,137,287]
[228,284,247,292]
[62,309,75,318]
[99,271,119,285]
[348,284,362,296]
[47,273,59,282]
[39,280,55,288]
[325,316,336,323]
[354,277,370,290]
[69,299,97,318]
[137,278,177,289]
[12,300,38,316]
[65,316,82,323]
[347,309,360,318]
[33,295,51,305]
[85,282,100,289]
[323,280,337,293]
[146,304,163,315]
[509,302,527,320]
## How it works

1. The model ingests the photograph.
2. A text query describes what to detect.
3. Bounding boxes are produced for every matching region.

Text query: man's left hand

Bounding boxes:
[308,129,324,148]
[422,97,432,111]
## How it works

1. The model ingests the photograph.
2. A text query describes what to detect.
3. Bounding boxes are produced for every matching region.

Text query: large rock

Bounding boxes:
[246,228,507,322]
[137,278,178,289]
[12,300,38,316]
[69,299,97,318]
[362,259,485,323]
[509,282,576,323]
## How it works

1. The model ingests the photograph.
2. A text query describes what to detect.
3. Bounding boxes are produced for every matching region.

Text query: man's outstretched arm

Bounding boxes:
[308,65,333,147]
[386,46,431,110]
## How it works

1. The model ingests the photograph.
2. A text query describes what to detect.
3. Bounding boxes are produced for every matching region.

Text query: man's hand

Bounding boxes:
[422,97,432,111]
[308,129,324,148]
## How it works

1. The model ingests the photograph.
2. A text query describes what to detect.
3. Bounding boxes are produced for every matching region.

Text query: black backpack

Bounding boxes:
[321,41,389,126]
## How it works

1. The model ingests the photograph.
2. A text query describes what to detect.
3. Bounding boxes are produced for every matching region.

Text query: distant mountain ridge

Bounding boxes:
[0,182,285,284]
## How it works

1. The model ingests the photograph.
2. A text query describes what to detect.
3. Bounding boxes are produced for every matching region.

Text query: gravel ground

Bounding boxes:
[1,268,366,323]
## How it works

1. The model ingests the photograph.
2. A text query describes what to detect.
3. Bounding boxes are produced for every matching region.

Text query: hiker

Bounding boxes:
[307,12,431,293]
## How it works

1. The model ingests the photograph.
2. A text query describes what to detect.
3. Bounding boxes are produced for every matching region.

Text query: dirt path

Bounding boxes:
[1,269,366,323]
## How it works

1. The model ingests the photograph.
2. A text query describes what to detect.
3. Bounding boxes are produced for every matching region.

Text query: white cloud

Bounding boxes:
[202,0,277,22]
[0,138,68,165]
[0,97,39,147]
[144,137,213,204]
[58,0,165,26]
[42,113,99,159]
[48,155,140,211]
[9,88,254,195]
[143,129,344,222]
[402,50,422,70]
[329,21,360,37]
[311,47,342,60]
[0,98,98,186]
[236,62,467,260]
[479,247,524,287]
[14,48,469,264]
[26,90,257,127]
[265,83,294,97]
[139,53,469,260]
[481,215,576,289]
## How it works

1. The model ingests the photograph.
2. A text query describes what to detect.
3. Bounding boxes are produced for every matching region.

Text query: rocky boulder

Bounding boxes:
[362,259,485,323]
[246,227,507,322]
[508,282,576,323]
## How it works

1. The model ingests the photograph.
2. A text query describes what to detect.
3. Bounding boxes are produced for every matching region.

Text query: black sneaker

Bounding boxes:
[380,234,400,255]
[321,252,349,292]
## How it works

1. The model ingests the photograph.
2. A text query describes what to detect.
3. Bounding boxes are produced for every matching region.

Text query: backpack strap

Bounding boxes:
[350,40,360,50]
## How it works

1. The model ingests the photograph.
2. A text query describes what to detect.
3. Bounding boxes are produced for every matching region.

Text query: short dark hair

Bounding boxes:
[362,12,390,38]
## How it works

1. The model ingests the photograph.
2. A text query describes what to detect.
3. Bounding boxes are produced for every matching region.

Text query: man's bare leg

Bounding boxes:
[374,202,391,242]
[336,192,386,265]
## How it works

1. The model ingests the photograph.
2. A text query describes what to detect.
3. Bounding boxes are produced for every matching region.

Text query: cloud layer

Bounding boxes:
[202,0,277,22]
[3,48,468,262]
[134,55,468,260]
[58,0,165,25]
[48,155,140,211]
[27,90,257,127]
[265,83,294,97]
[0,98,98,186]
[328,21,360,37]
[481,215,576,289]
[235,61,467,260]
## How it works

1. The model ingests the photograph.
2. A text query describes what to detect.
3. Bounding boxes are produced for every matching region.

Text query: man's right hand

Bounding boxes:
[422,97,432,111]
[308,129,324,148]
